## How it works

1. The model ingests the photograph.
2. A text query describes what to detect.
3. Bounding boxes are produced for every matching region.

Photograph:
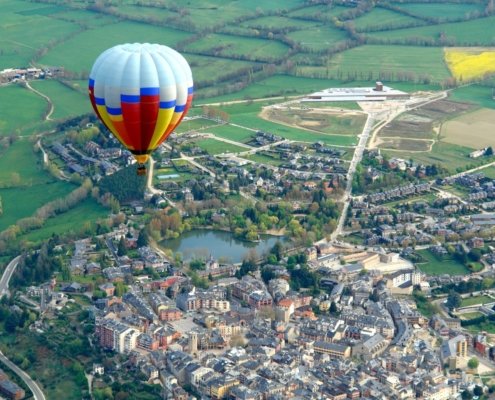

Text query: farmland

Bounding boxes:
[445,48,495,81]
[441,108,495,149]
[30,80,91,119]
[0,85,47,135]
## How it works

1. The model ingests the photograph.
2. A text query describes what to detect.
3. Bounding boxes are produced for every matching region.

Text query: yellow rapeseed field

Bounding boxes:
[444,48,495,81]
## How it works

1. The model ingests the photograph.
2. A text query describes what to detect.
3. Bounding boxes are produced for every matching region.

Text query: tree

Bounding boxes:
[473,386,483,397]
[486,146,493,156]
[329,301,338,314]
[468,357,479,370]
[137,229,149,248]
[446,291,462,310]
[117,237,126,257]
[461,390,473,400]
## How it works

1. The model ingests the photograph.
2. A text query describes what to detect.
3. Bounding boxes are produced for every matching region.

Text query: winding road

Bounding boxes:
[0,256,46,400]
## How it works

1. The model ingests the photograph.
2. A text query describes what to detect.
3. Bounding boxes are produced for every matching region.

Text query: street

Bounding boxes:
[0,256,46,400]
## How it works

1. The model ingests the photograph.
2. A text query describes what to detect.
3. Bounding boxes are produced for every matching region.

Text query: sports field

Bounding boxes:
[441,108,495,149]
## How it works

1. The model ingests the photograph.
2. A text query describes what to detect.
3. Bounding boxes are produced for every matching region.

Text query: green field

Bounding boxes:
[396,3,485,21]
[368,16,495,46]
[288,5,349,20]
[173,118,220,134]
[185,54,257,87]
[19,198,108,243]
[185,33,290,62]
[0,182,74,232]
[208,124,255,143]
[0,85,47,135]
[460,295,494,308]
[459,312,484,320]
[416,249,470,275]
[241,15,319,31]
[243,153,284,166]
[386,141,475,173]
[0,140,50,186]
[449,85,495,109]
[0,0,79,69]
[30,80,91,119]
[288,25,349,52]
[324,45,452,82]
[193,138,247,155]
[481,166,495,179]
[39,21,191,73]
[353,8,423,32]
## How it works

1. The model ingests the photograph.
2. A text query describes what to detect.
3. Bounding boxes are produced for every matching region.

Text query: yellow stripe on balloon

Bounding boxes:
[96,105,125,144]
[149,107,175,149]
[109,114,124,122]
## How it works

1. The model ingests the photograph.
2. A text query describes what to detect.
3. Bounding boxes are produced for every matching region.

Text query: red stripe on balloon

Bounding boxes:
[121,103,142,150]
[139,94,160,151]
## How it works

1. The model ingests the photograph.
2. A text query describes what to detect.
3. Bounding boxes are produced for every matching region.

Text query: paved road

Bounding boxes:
[0,352,46,400]
[0,257,46,400]
[0,256,20,297]
[331,112,377,240]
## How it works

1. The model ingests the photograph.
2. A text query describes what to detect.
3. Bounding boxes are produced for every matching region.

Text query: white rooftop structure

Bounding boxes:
[303,82,410,102]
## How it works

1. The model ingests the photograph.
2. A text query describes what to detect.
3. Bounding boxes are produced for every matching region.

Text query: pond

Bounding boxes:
[159,229,286,263]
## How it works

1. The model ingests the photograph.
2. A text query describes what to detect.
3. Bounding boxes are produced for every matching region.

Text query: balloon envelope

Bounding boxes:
[88,43,193,164]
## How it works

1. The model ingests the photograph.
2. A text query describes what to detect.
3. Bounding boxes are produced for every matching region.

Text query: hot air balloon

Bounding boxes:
[88,43,193,175]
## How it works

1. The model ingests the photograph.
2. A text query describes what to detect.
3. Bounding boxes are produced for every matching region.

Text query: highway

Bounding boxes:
[0,255,20,297]
[0,256,46,400]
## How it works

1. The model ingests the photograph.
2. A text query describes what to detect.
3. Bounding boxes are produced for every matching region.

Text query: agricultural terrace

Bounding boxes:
[445,48,495,81]
[441,108,495,149]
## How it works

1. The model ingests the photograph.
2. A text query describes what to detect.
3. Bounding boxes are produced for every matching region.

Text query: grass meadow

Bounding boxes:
[0,139,50,185]
[0,181,75,232]
[324,45,451,82]
[193,138,247,155]
[184,34,290,62]
[385,141,477,173]
[0,85,47,135]
[19,198,108,244]
[416,249,469,275]
[30,80,91,119]
[395,3,485,21]
[39,21,192,73]
[368,16,495,46]
[352,8,422,32]
[207,124,255,143]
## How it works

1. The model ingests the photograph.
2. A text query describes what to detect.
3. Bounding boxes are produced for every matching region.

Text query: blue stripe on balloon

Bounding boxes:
[95,97,105,105]
[188,87,194,94]
[140,87,160,95]
[160,100,176,109]
[89,79,95,88]
[107,107,122,116]
[175,104,186,112]
[121,94,140,103]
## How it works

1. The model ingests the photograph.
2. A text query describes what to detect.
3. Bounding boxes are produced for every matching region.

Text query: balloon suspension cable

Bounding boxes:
[137,164,147,176]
